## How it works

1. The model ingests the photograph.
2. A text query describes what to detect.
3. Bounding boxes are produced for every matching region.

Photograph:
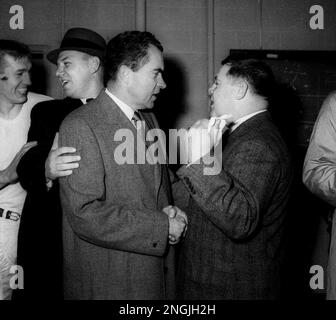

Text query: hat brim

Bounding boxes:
[47,47,104,64]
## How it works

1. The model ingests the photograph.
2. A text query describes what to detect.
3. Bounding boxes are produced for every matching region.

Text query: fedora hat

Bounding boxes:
[47,27,106,64]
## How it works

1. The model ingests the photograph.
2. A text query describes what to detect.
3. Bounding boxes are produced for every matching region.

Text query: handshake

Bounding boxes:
[163,205,188,245]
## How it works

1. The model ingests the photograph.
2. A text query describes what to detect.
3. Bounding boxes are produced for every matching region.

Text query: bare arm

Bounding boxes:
[0,142,37,190]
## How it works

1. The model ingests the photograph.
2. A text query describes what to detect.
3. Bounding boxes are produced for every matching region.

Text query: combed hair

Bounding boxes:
[105,31,163,82]
[221,57,275,100]
[0,39,31,71]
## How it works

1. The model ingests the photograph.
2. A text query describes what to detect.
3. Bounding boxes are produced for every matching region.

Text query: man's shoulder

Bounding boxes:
[230,114,287,156]
[31,97,82,118]
[325,90,336,101]
[232,112,274,140]
[61,92,123,133]
[320,91,336,115]
[63,93,111,124]
[27,92,53,109]
[60,103,93,130]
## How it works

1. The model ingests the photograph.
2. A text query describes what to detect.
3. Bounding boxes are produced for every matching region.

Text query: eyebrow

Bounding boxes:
[58,56,71,63]
[16,68,29,72]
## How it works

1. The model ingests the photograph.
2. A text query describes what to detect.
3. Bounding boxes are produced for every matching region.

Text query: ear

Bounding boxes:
[234,79,248,100]
[117,65,132,85]
[88,56,101,74]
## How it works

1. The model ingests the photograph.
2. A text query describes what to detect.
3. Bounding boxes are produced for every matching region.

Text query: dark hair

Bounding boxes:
[0,39,32,71]
[221,57,275,100]
[105,31,163,82]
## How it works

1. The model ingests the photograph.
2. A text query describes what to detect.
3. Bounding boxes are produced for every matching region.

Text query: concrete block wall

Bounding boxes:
[0,0,135,98]
[147,0,208,128]
[1,0,336,127]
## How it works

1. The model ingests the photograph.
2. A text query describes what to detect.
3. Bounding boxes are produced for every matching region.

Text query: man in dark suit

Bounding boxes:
[176,58,293,299]
[58,31,187,299]
[15,28,106,299]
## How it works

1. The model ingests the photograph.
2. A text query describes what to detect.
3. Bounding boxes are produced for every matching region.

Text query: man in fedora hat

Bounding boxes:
[14,27,106,300]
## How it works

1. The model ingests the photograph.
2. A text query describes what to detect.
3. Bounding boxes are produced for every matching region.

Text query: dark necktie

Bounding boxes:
[131,111,141,127]
[221,128,230,147]
[138,111,173,204]
[132,111,151,150]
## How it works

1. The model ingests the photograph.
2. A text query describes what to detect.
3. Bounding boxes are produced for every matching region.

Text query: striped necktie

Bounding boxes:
[131,111,141,127]
[132,111,153,149]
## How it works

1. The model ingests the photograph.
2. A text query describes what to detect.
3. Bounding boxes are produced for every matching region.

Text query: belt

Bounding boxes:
[0,207,21,222]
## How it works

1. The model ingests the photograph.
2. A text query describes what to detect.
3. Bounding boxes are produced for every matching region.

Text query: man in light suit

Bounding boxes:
[176,58,293,299]
[58,31,186,299]
[303,92,336,300]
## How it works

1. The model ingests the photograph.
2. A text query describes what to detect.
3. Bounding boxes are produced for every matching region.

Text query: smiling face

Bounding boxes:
[0,55,32,106]
[56,50,93,99]
[127,45,166,110]
[209,64,236,118]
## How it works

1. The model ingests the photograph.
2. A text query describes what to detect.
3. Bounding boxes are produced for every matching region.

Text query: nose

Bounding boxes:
[56,65,63,77]
[24,72,32,86]
[158,74,166,90]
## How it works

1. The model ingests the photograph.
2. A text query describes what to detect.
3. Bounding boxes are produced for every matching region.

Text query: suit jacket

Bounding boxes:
[58,91,174,300]
[176,111,293,299]
[15,98,83,300]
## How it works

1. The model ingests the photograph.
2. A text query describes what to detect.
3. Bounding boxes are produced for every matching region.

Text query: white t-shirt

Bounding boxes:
[0,92,52,263]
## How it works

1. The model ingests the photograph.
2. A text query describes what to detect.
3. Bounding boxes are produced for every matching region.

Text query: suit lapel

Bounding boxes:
[95,92,163,204]
[139,111,163,205]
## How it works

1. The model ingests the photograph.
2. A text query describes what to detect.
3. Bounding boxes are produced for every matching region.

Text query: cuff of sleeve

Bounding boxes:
[149,210,169,255]
[46,178,53,191]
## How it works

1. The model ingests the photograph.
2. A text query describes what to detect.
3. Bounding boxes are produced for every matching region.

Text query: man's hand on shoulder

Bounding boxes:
[45,132,81,183]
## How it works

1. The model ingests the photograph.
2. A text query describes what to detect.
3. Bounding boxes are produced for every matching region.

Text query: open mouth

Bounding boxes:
[61,79,70,87]
[17,88,27,95]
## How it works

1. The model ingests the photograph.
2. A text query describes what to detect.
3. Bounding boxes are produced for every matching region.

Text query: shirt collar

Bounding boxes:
[105,88,135,123]
[230,109,267,132]
[80,98,94,105]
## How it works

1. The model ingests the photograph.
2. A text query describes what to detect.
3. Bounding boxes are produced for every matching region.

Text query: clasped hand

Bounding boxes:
[163,205,188,245]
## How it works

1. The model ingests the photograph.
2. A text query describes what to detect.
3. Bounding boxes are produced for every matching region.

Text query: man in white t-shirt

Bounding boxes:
[0,40,51,300]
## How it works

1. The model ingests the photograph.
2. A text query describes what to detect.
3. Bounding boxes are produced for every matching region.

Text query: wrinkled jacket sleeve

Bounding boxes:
[303,92,336,207]
[177,139,281,240]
